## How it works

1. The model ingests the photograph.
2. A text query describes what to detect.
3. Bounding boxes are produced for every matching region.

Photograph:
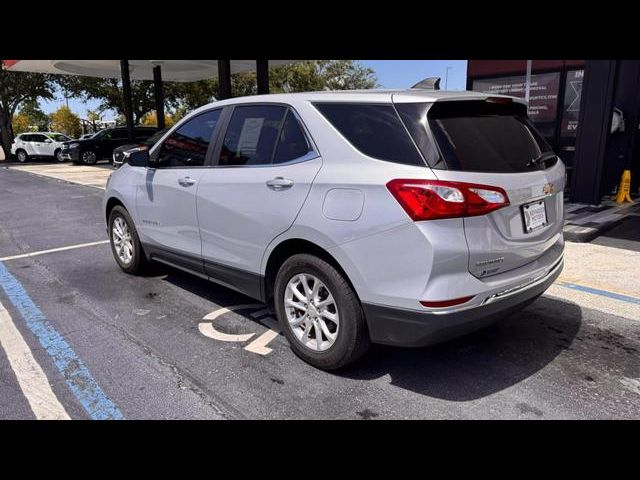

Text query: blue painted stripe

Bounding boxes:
[0,261,124,420]
[559,281,640,305]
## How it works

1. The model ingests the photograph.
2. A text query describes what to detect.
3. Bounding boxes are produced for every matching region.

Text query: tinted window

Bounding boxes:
[423,101,554,173]
[31,134,48,142]
[273,111,312,164]
[157,109,221,167]
[110,129,128,140]
[20,135,32,142]
[313,103,424,166]
[218,105,287,166]
[134,128,155,139]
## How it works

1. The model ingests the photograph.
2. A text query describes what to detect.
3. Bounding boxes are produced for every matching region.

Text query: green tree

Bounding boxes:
[0,61,56,158]
[49,106,82,138]
[173,60,377,111]
[57,75,183,125]
[19,99,49,130]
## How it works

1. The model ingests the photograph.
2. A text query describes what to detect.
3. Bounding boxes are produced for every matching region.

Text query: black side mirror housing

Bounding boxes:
[126,148,150,167]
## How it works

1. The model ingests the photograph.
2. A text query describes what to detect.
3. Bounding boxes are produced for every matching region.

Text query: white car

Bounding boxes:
[10,132,73,163]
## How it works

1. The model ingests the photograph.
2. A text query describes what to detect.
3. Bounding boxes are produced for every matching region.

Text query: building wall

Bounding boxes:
[467,60,586,193]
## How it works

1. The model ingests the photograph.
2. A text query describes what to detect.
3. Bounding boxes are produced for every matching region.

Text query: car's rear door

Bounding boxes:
[394,97,565,278]
[30,134,49,156]
[196,104,321,297]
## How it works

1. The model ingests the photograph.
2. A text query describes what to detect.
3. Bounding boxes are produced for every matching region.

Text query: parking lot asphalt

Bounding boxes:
[1,165,639,419]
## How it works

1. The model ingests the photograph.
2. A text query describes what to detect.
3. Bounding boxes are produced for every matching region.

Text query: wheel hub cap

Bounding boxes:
[284,273,339,352]
[112,217,133,265]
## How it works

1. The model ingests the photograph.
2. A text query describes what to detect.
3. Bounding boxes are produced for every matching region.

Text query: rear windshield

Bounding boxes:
[396,101,555,173]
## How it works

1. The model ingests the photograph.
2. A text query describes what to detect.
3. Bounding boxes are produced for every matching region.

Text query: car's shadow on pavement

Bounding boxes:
[148,264,581,401]
[337,296,582,401]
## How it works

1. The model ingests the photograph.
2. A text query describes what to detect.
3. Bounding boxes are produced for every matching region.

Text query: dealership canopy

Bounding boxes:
[3,59,295,138]
[3,60,294,82]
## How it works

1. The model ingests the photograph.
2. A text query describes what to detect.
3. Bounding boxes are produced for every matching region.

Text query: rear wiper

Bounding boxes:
[526,151,557,168]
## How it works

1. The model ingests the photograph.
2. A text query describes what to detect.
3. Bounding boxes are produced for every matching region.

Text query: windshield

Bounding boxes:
[396,101,555,173]
[92,130,109,140]
[144,128,169,146]
[47,133,71,142]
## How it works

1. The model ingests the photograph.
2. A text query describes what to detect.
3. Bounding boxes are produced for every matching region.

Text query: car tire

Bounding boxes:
[54,149,64,162]
[16,149,28,163]
[82,150,97,165]
[108,205,149,275]
[274,253,370,370]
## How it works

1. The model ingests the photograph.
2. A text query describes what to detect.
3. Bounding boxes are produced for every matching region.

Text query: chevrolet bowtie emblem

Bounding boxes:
[543,183,554,195]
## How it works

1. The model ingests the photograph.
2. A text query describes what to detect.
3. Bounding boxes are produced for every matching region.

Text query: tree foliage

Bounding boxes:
[0,61,56,158]
[141,111,175,128]
[19,99,49,130]
[57,74,183,125]
[49,105,82,138]
[11,113,30,135]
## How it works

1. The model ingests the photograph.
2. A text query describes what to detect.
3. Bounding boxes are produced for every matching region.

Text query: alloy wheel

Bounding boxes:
[284,273,340,352]
[112,216,134,265]
[82,151,97,164]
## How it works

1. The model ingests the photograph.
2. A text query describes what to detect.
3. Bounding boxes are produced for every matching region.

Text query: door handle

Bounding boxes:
[178,176,196,187]
[266,177,294,191]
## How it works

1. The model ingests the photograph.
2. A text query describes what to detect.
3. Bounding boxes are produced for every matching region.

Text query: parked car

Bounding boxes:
[11,132,74,163]
[111,128,170,168]
[62,126,158,164]
[103,89,565,370]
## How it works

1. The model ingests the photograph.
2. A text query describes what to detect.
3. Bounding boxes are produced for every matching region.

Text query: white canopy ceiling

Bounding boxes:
[4,60,296,82]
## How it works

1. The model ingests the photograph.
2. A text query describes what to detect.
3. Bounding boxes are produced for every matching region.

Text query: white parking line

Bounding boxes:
[0,300,70,420]
[0,240,109,262]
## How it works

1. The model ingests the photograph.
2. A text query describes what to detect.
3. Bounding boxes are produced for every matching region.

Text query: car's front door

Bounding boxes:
[197,104,322,295]
[135,109,222,272]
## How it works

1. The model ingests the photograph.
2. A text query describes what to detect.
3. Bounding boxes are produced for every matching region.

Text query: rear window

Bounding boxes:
[396,101,555,173]
[313,103,425,167]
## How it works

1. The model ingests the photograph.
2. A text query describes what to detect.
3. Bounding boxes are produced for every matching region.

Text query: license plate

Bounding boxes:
[522,200,547,233]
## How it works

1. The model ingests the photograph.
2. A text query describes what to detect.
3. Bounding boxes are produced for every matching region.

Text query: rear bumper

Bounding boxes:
[363,255,563,347]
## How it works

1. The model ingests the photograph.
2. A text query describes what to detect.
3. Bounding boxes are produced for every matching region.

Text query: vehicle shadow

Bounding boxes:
[147,264,581,402]
[337,296,582,401]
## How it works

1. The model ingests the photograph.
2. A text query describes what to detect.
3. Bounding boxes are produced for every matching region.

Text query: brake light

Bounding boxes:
[386,179,509,221]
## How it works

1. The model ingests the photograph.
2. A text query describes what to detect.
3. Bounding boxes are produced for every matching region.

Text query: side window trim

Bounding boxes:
[150,107,224,169]
[210,103,320,168]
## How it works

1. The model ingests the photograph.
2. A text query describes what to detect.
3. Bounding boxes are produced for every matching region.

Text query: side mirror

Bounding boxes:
[44,138,53,143]
[125,147,150,167]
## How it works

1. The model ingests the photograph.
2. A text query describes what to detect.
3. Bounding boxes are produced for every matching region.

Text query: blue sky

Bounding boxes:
[39,60,468,120]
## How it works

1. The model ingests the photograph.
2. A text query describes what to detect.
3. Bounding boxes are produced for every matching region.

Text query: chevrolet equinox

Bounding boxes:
[103,88,565,370]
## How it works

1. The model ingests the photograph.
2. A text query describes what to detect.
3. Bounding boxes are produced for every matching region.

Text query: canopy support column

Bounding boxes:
[218,60,231,99]
[153,65,165,130]
[120,60,135,142]
[256,60,269,94]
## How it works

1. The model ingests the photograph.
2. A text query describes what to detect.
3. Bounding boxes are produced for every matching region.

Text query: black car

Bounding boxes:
[61,126,158,165]
[111,128,169,168]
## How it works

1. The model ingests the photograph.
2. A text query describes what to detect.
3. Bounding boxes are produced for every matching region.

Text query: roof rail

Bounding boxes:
[411,77,441,90]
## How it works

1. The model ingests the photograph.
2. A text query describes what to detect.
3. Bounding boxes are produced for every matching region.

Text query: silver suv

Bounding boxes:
[103,89,565,370]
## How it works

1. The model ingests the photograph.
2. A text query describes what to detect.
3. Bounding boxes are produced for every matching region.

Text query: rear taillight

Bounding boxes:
[386,179,509,221]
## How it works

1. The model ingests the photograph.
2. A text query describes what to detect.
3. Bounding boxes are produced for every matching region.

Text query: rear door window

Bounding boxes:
[218,105,287,166]
[396,100,555,173]
[313,103,425,166]
[273,110,312,164]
